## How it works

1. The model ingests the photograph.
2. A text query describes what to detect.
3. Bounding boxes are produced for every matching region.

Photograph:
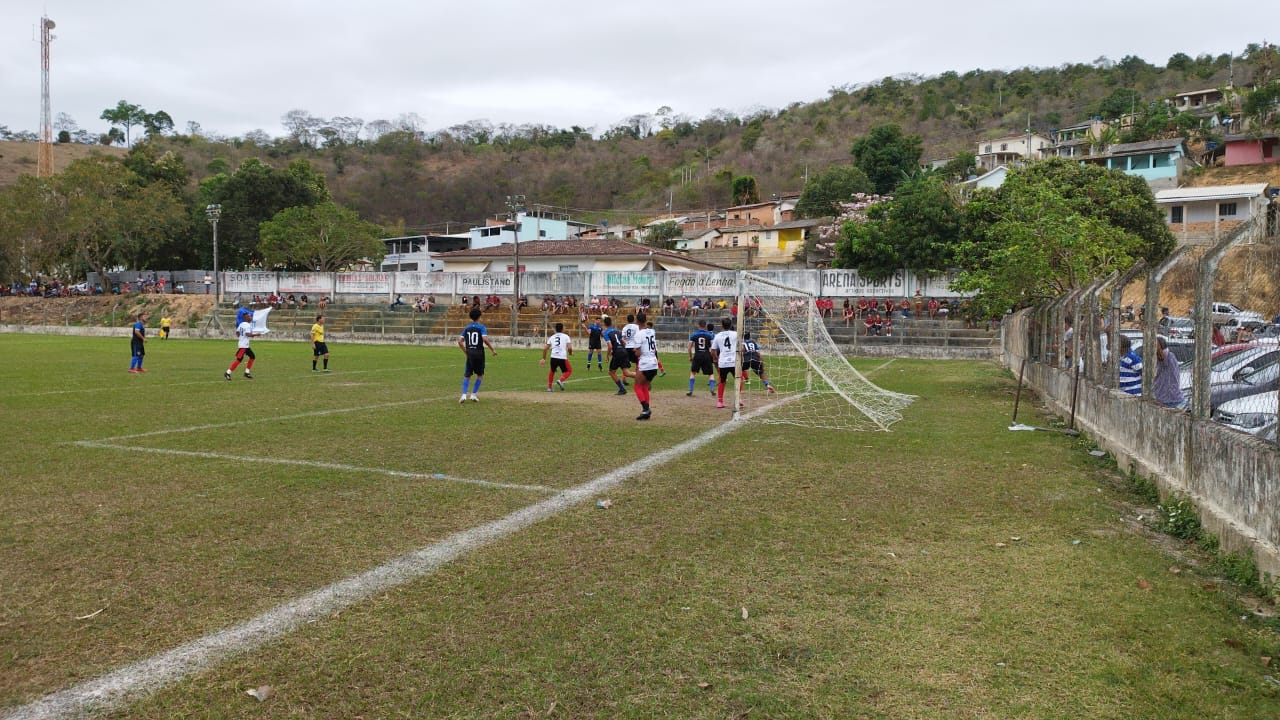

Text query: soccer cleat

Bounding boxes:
[659,371,666,377]
[128,369,139,374]
[636,411,651,421]
[244,372,253,379]
[323,369,331,373]
[137,368,147,373]
[459,394,468,404]
[597,364,603,370]
[225,370,232,381]
[686,391,693,397]
[469,394,479,402]
[556,379,565,391]
[716,401,726,409]
[546,387,554,392]
[615,388,627,396]
[767,384,777,394]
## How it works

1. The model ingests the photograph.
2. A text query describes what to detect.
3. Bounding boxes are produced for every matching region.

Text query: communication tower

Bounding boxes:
[37,15,56,177]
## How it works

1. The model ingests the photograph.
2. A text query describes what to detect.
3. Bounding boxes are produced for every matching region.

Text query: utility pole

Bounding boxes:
[506,194,525,336]
[204,204,223,330]
[36,15,55,177]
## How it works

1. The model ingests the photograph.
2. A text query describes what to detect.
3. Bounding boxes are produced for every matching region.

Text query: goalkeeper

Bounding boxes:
[740,332,776,394]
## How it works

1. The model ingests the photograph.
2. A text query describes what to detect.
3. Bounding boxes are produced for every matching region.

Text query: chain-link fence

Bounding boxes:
[1035,210,1280,446]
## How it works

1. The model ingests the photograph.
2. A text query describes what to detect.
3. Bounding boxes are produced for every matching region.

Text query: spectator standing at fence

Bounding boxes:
[1153,336,1185,409]
[1118,335,1142,395]
[1212,324,1226,347]
[128,312,147,373]
[311,315,330,372]
[458,307,497,403]
[541,322,573,391]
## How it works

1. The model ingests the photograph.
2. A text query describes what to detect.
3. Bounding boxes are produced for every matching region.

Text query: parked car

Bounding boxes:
[1213,390,1278,439]
[1208,351,1278,412]
[1210,302,1266,325]
[1179,343,1275,391]
[1160,315,1195,339]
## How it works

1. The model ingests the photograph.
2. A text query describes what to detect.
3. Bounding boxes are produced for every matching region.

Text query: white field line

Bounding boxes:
[2,405,773,720]
[71,441,557,494]
[0,366,429,400]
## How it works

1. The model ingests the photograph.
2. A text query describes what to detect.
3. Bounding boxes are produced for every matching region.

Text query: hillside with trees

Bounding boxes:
[1,43,1277,286]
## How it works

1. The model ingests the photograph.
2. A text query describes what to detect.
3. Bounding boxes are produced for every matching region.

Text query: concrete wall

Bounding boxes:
[1003,320,1280,576]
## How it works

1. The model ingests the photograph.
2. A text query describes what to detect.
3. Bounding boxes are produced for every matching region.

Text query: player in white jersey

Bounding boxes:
[633,312,659,420]
[225,318,261,380]
[540,322,574,391]
[622,313,641,360]
[710,316,738,409]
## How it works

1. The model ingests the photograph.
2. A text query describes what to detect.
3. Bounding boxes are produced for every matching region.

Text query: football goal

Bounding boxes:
[733,272,914,431]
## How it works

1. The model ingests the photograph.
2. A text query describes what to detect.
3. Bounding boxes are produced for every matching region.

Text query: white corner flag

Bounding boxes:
[251,307,272,334]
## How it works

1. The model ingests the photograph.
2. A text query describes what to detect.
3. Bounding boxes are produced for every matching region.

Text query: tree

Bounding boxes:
[794,164,873,218]
[643,220,682,249]
[850,124,923,195]
[197,158,330,269]
[731,175,760,205]
[100,100,146,146]
[141,110,174,139]
[832,176,960,280]
[938,152,977,182]
[258,201,385,271]
[953,158,1174,316]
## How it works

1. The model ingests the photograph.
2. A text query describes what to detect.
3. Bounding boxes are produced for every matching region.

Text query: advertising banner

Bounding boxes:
[336,272,392,294]
[663,271,738,297]
[395,272,454,295]
[278,272,332,294]
[223,272,277,294]
[592,271,661,296]
[819,269,907,298]
[520,272,588,297]
[456,272,515,296]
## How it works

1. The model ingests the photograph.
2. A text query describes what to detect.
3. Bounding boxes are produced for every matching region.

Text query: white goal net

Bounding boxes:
[735,272,914,431]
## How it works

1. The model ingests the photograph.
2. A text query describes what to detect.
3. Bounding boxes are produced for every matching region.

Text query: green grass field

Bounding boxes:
[1,333,1278,719]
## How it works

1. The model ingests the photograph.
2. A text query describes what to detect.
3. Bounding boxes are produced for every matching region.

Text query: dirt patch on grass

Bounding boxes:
[0,295,215,327]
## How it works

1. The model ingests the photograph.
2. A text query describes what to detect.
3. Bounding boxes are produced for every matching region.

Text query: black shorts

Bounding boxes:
[131,341,145,358]
[744,358,764,375]
[717,365,736,383]
[588,339,602,350]
[609,352,631,371]
[235,347,256,362]
[550,357,568,373]
[464,351,486,377]
[690,354,713,376]
[313,342,329,357]
[640,368,658,382]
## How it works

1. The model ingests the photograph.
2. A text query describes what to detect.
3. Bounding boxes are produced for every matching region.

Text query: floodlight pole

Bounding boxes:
[506,194,525,337]
[205,204,223,330]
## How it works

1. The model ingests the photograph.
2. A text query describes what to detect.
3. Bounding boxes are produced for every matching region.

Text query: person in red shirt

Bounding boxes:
[899,298,911,318]
[857,297,869,318]
[927,297,939,319]
[864,309,882,336]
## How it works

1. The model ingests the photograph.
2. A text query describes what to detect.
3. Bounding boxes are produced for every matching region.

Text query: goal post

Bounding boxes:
[734,271,915,431]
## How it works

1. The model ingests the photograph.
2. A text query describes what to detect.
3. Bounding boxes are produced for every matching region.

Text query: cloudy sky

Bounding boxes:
[0,0,1265,140]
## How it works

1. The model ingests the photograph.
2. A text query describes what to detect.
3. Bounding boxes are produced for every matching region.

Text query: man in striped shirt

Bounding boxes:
[1118,335,1142,395]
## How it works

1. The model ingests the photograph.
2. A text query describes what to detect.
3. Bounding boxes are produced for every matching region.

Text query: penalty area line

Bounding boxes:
[71,441,557,494]
[3,410,764,720]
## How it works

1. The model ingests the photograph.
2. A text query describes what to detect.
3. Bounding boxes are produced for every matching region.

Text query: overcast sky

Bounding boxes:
[0,1,1265,141]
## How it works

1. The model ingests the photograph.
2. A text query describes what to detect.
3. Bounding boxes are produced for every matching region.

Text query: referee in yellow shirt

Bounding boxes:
[311,314,330,372]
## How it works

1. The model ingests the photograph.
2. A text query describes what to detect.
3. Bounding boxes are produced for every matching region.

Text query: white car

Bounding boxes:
[1212,391,1278,439]
[1211,302,1266,325]
[1179,344,1276,392]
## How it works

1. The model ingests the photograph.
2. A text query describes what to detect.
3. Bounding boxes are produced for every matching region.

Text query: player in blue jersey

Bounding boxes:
[603,315,630,395]
[686,319,716,397]
[583,317,604,370]
[740,332,776,394]
[128,312,147,373]
[457,307,498,403]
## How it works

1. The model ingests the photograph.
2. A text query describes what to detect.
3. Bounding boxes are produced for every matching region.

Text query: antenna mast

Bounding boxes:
[37,15,56,177]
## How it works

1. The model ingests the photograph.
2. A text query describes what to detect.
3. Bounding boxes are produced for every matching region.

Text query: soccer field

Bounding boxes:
[2,334,1278,719]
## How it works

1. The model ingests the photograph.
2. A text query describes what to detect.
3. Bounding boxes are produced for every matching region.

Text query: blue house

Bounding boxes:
[1080,138,1191,190]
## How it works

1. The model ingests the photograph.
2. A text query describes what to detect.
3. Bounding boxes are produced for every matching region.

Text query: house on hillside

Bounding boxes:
[1155,183,1275,244]
[724,201,780,226]
[976,132,1052,170]
[1169,87,1228,115]
[468,209,597,250]
[436,239,726,273]
[379,233,469,272]
[675,228,720,252]
[1080,138,1191,190]
[957,165,1009,197]
[759,218,825,267]
[1043,119,1110,159]
[1222,132,1279,167]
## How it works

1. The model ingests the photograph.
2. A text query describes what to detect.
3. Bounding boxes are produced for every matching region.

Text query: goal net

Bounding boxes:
[734,272,914,431]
